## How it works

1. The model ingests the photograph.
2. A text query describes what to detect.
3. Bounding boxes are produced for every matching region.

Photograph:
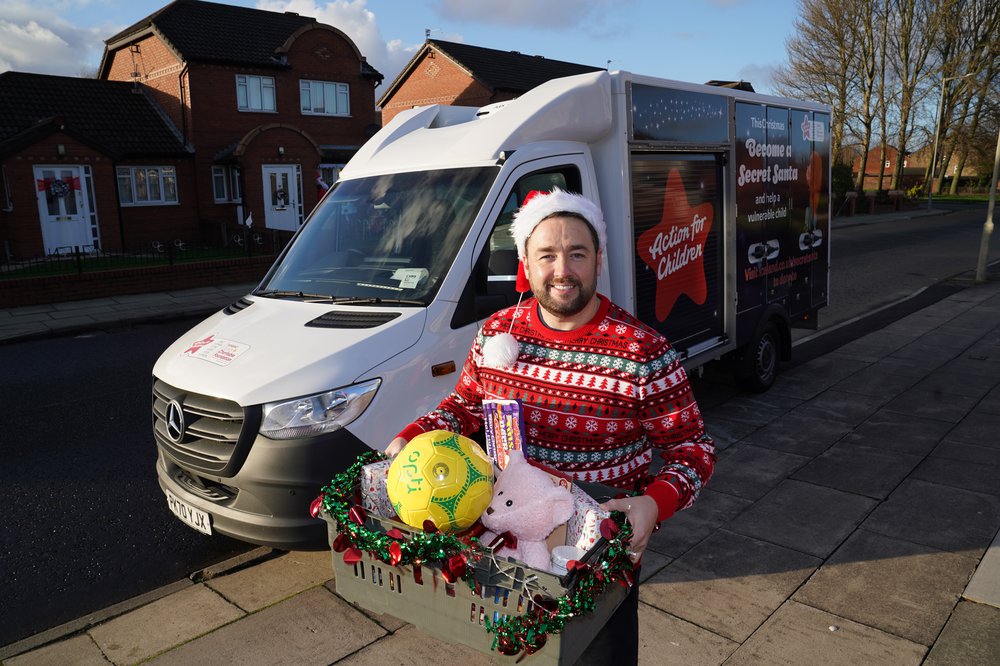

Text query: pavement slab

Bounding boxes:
[205,549,332,613]
[793,529,980,646]
[641,530,820,642]
[149,587,386,666]
[647,488,753,559]
[88,583,245,665]
[882,387,979,424]
[861,478,1000,556]
[963,532,1000,608]
[923,600,1000,665]
[702,416,758,450]
[767,354,872,400]
[938,410,1000,446]
[885,344,958,373]
[705,444,811,501]
[725,600,926,666]
[739,411,852,457]
[933,437,1000,466]
[978,385,1000,415]
[332,624,486,665]
[793,388,890,426]
[322,581,407,633]
[791,441,924,499]
[833,334,913,362]
[636,603,738,666]
[914,368,1000,399]
[701,393,802,428]
[726,479,878,558]
[838,409,954,456]
[911,455,1000,498]
[831,358,924,397]
[4,634,111,666]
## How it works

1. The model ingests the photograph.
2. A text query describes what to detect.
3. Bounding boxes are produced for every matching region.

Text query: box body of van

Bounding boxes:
[152,71,831,548]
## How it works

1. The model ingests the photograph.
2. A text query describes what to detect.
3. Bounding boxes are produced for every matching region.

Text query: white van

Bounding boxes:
[152,70,831,548]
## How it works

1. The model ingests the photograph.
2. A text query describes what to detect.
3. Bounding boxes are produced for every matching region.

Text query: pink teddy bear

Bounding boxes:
[480,450,575,572]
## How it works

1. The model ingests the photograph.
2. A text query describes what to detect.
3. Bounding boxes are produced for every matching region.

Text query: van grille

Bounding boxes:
[153,379,252,474]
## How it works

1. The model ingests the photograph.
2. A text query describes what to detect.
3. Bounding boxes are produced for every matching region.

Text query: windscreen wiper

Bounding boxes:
[332,296,427,306]
[254,289,335,301]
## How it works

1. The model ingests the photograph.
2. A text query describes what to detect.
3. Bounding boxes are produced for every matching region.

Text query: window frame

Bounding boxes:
[116,166,179,206]
[299,79,350,117]
[236,74,276,113]
[212,166,242,203]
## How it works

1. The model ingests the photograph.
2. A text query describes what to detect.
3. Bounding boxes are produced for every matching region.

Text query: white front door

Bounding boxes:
[262,164,301,231]
[34,165,93,254]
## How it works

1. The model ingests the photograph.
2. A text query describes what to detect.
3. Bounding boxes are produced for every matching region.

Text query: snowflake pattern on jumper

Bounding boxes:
[411,296,715,514]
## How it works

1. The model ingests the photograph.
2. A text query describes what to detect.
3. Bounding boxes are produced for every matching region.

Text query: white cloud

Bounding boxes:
[0,3,108,76]
[737,63,777,94]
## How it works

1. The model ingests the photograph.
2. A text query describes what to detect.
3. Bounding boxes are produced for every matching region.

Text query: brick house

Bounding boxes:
[0,73,192,259]
[847,144,930,191]
[378,39,603,126]
[0,0,381,260]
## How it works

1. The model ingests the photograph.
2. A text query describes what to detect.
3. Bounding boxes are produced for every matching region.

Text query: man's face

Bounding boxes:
[523,215,602,324]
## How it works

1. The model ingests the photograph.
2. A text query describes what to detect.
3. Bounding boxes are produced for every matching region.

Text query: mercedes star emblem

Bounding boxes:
[165,399,186,443]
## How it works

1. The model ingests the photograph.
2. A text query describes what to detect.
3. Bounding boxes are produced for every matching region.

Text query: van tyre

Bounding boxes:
[738,322,780,392]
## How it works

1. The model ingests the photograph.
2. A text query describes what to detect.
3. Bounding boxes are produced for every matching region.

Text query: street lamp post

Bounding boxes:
[975,126,999,283]
[927,72,974,210]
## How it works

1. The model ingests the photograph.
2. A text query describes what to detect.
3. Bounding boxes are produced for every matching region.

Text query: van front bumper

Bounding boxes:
[155,427,371,550]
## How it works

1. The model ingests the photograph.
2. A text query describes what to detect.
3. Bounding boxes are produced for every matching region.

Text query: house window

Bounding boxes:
[237,74,276,112]
[212,166,242,202]
[117,166,178,205]
[300,80,350,116]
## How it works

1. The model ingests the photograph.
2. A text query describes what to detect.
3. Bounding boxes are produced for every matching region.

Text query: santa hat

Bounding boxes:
[510,188,607,260]
[481,189,606,370]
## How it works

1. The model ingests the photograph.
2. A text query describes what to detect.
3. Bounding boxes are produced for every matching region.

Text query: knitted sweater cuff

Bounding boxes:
[395,423,426,443]
[645,480,681,523]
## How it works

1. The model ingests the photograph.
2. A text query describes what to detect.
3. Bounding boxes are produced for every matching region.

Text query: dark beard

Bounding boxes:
[534,277,595,317]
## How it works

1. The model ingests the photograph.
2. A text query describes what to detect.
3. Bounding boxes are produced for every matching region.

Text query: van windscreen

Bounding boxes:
[258,166,497,305]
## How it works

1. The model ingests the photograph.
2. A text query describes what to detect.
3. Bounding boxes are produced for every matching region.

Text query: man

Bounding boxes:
[387,188,715,662]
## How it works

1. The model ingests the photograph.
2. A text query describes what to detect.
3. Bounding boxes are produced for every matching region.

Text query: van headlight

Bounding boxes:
[260,378,381,439]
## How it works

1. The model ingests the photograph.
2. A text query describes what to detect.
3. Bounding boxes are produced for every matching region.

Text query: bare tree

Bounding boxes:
[945,0,1000,193]
[773,0,861,161]
[888,0,942,191]
[848,0,889,190]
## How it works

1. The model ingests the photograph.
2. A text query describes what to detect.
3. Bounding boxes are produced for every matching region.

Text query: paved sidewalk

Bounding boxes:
[3,208,999,665]
[0,283,257,344]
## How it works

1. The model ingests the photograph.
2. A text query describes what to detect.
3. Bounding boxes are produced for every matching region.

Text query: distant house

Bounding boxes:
[0,73,192,259]
[846,144,927,191]
[378,39,604,125]
[0,0,381,259]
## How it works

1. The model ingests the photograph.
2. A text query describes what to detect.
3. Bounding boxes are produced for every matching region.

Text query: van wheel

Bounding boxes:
[737,322,780,392]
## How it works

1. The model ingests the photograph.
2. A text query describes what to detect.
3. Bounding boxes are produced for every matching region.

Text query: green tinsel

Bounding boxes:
[318,452,635,657]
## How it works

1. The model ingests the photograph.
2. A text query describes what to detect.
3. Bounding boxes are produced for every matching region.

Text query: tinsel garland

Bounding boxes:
[316,451,636,658]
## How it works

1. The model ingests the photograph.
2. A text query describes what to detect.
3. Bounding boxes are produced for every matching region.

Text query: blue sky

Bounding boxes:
[0,0,798,95]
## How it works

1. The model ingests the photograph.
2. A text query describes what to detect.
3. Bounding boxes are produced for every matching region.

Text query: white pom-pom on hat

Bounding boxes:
[510,188,606,260]
[481,332,520,369]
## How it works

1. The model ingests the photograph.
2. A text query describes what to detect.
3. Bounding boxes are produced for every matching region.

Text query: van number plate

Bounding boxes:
[166,490,213,536]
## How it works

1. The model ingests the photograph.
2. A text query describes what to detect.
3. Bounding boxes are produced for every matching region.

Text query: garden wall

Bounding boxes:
[0,255,275,308]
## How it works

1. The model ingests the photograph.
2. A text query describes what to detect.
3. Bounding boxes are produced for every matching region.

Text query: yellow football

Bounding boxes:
[386,430,494,532]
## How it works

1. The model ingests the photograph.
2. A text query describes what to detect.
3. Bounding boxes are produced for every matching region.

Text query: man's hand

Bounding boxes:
[599,494,659,563]
[385,436,407,457]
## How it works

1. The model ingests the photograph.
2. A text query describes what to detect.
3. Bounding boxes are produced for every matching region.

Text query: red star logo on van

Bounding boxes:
[636,170,713,321]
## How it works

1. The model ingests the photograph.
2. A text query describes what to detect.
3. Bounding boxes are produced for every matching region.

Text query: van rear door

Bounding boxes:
[630,152,726,357]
